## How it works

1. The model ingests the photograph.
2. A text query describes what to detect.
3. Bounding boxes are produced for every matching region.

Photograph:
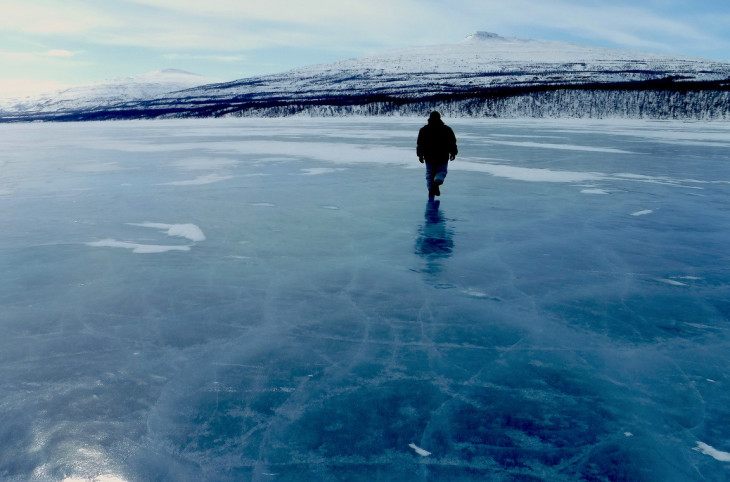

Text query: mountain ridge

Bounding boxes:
[0,69,220,115]
[2,33,730,121]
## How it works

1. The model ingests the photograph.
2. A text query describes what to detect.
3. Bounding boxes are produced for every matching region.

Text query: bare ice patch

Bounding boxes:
[695,442,730,462]
[409,443,431,457]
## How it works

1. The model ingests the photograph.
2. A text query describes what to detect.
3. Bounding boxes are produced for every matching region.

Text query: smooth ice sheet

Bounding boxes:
[1,117,729,481]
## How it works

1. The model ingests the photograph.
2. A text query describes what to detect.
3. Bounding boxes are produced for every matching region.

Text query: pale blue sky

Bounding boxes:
[1,0,729,97]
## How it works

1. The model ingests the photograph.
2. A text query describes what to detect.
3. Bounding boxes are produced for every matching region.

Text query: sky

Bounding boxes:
[1,0,730,98]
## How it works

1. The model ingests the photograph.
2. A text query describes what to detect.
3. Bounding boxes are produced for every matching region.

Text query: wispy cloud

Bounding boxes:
[0,0,112,34]
[1,0,728,98]
[124,0,425,26]
[163,53,246,63]
[470,0,725,54]
[1,0,726,56]
[0,0,421,48]
[45,49,75,57]
[0,49,81,62]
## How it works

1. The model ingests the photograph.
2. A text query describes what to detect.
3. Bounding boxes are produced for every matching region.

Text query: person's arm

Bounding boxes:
[449,128,458,160]
[417,129,425,163]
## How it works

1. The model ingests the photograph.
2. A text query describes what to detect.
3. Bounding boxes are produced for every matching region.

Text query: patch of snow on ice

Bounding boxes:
[463,288,489,298]
[86,239,190,254]
[695,442,730,462]
[209,140,410,167]
[159,173,233,186]
[613,173,685,186]
[172,157,238,170]
[62,474,127,482]
[452,161,711,188]
[409,443,431,457]
[300,167,346,175]
[455,161,607,183]
[686,322,712,329]
[128,222,206,242]
[631,210,654,216]
[166,224,206,242]
[487,140,633,154]
[656,278,688,287]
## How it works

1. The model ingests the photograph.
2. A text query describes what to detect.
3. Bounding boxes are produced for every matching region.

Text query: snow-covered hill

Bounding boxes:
[2,33,730,121]
[142,32,727,117]
[0,69,220,115]
[206,30,730,96]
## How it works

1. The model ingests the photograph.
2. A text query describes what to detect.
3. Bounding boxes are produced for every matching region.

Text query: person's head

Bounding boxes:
[428,111,443,124]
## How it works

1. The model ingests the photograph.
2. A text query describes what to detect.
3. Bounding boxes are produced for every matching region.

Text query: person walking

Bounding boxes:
[417,111,458,198]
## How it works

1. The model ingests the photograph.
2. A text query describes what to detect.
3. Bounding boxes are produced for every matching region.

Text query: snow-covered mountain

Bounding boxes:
[188,31,730,97]
[0,69,220,115]
[3,33,730,121]
[154,32,730,117]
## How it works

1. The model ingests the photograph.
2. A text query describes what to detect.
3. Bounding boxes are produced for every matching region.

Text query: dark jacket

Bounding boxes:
[417,119,458,165]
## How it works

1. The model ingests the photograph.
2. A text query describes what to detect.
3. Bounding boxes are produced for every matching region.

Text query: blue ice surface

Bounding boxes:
[1,117,730,481]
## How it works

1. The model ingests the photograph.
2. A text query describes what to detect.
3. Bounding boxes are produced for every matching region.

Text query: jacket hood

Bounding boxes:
[428,111,444,125]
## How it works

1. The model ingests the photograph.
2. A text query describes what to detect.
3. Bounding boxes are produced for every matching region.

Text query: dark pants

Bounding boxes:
[425,162,448,193]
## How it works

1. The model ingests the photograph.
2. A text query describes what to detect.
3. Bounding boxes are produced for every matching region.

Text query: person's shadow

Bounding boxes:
[415,200,454,274]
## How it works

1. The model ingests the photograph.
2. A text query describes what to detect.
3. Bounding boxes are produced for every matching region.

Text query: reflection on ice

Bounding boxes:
[415,200,454,274]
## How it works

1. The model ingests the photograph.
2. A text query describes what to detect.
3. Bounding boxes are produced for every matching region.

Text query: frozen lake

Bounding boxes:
[1,117,730,481]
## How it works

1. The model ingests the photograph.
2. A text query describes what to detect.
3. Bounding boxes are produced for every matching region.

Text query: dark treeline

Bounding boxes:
[221,89,730,120]
[2,79,729,122]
